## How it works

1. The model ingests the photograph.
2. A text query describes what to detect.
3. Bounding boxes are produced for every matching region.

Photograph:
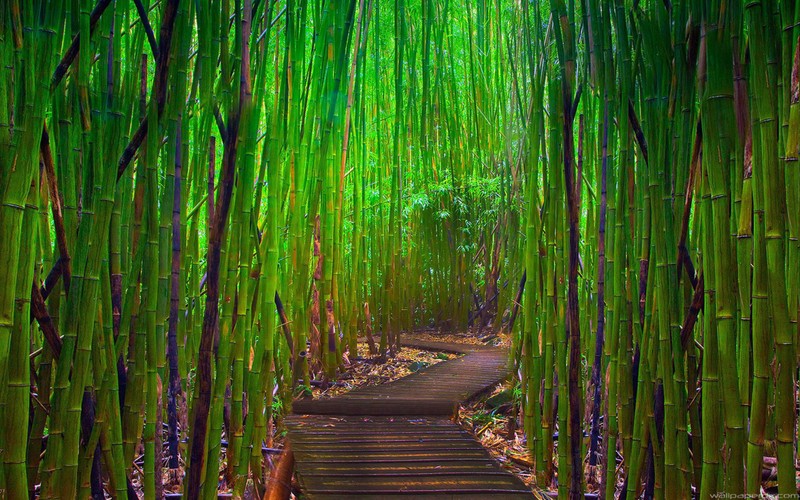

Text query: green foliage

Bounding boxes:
[2,0,798,498]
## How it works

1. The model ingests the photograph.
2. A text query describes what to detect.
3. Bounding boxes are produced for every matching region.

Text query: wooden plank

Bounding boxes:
[303,490,533,498]
[286,416,457,428]
[304,481,531,492]
[292,449,493,461]
[287,427,469,436]
[301,471,516,478]
[292,441,482,452]
[291,436,471,444]
[295,463,501,474]
[312,494,534,500]
[305,476,530,489]
[296,457,495,464]
[292,397,457,416]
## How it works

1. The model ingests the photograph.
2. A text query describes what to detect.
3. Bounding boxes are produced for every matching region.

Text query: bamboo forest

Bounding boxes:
[3,0,800,498]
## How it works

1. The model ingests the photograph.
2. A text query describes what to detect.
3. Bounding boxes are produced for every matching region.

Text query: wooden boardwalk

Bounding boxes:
[286,336,534,499]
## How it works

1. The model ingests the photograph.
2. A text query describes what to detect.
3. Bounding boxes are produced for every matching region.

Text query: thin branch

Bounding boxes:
[133,0,160,59]
[31,283,63,358]
[677,120,701,288]
[628,98,649,165]
[680,273,704,350]
[213,104,228,144]
[50,0,114,90]
[41,125,71,293]
[116,0,182,181]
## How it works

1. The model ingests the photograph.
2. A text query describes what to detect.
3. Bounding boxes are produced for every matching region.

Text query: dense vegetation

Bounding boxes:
[0,0,798,498]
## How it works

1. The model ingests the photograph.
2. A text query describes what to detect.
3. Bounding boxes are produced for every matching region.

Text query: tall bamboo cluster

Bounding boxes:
[514,0,800,498]
[1,0,799,498]
[0,0,521,497]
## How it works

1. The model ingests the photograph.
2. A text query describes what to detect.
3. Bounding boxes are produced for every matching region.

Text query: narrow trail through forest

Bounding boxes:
[285,337,534,499]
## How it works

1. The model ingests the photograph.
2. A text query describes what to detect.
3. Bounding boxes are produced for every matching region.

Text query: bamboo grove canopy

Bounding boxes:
[1,0,799,498]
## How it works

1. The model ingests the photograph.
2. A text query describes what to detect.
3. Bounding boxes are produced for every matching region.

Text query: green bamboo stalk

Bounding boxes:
[702,2,745,493]
[746,3,796,495]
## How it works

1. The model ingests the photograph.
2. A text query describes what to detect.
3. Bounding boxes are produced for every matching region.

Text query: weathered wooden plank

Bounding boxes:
[292,449,493,461]
[296,463,502,474]
[287,428,469,437]
[290,436,471,445]
[292,441,482,452]
[296,457,496,464]
[301,471,516,478]
[299,484,533,495]
[311,494,533,500]
[292,397,457,416]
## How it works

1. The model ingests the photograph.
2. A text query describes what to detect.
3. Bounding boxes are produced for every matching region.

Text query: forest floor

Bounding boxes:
[459,382,536,488]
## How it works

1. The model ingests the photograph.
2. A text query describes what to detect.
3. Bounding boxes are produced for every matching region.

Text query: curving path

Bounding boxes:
[285,336,534,499]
